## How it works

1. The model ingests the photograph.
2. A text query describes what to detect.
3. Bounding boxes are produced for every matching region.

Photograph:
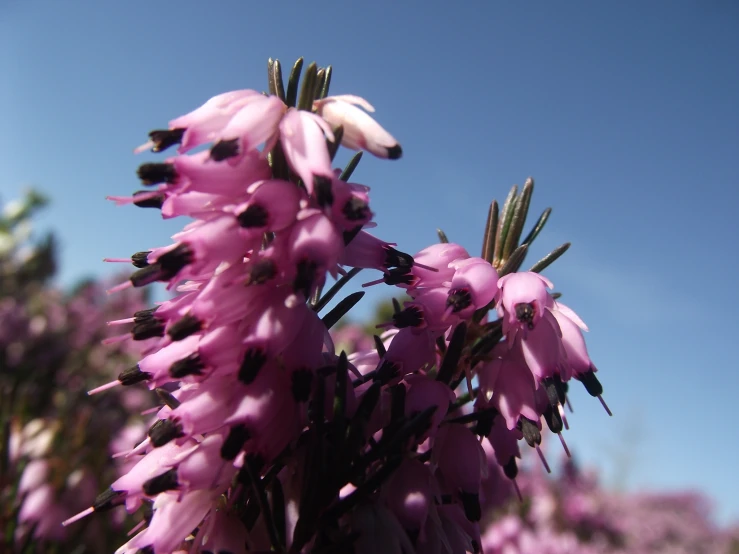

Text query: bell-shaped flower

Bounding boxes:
[124,489,216,553]
[446,257,499,318]
[165,89,260,153]
[552,303,592,380]
[483,342,540,430]
[211,94,287,161]
[497,271,555,340]
[314,95,402,159]
[403,374,455,439]
[232,179,303,233]
[279,108,335,195]
[433,424,487,522]
[409,243,470,291]
[382,458,436,535]
[196,506,248,554]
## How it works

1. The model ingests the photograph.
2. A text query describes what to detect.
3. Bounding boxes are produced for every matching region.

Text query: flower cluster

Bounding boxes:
[68,58,611,553]
[480,456,739,554]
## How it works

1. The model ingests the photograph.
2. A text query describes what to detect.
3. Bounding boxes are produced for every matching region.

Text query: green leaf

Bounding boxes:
[339,152,363,182]
[481,200,498,263]
[502,177,534,261]
[297,62,318,111]
[312,267,363,312]
[529,242,571,273]
[521,207,552,247]
[319,65,333,99]
[437,228,449,243]
[498,243,529,277]
[494,185,518,267]
[286,57,304,108]
[267,58,285,101]
[321,291,365,330]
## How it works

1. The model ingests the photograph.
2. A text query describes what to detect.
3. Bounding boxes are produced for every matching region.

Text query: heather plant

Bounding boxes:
[480,456,739,554]
[0,191,150,552]
[53,57,619,554]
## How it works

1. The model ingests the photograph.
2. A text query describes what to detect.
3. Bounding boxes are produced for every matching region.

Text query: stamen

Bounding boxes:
[411,261,438,272]
[558,432,571,458]
[362,277,386,288]
[88,380,120,395]
[107,280,133,294]
[535,445,551,473]
[126,519,146,537]
[103,258,131,263]
[62,507,94,527]
[598,395,613,416]
[512,479,523,502]
[107,317,135,326]
[133,140,156,154]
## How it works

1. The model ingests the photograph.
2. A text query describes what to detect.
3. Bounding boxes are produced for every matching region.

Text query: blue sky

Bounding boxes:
[2,0,738,522]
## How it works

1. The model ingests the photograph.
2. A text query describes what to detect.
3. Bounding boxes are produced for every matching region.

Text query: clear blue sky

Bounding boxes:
[2,0,738,522]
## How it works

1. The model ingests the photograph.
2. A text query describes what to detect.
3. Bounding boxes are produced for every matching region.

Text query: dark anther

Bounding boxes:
[293,260,318,300]
[132,316,165,341]
[577,369,603,397]
[515,302,535,329]
[137,546,155,554]
[551,374,567,405]
[118,365,151,386]
[131,251,151,268]
[221,424,251,460]
[157,244,194,278]
[314,176,334,207]
[142,468,179,496]
[543,404,563,434]
[137,162,178,186]
[446,288,472,313]
[384,247,414,269]
[245,259,277,285]
[386,144,403,160]
[148,419,184,447]
[238,348,267,385]
[210,138,239,161]
[130,264,163,288]
[518,417,541,448]
[133,191,164,209]
[147,128,185,153]
[237,204,269,228]
[93,488,126,512]
[503,456,518,480]
[155,388,181,409]
[134,307,158,322]
[342,197,370,221]
[167,314,202,341]
[473,409,496,438]
[542,378,561,408]
[459,491,481,522]
[291,368,314,403]
[383,267,417,287]
[392,306,424,328]
[169,353,205,378]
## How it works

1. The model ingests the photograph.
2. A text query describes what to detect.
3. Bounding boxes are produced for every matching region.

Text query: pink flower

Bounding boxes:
[314,94,402,159]
[279,108,335,194]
